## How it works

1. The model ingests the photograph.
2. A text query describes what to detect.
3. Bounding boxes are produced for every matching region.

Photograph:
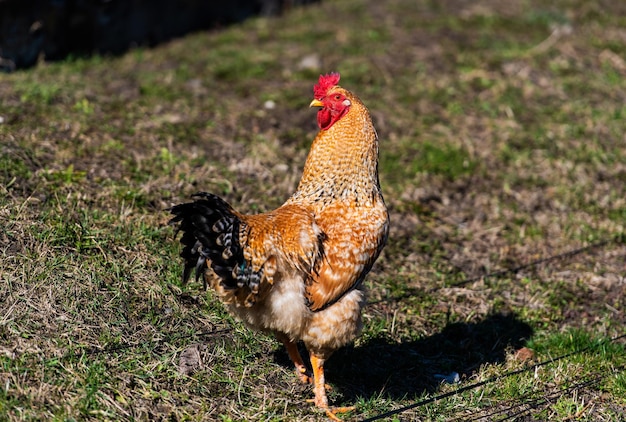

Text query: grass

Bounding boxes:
[1,0,625,420]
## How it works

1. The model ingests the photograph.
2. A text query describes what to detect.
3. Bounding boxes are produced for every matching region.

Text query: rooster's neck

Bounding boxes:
[288,98,382,207]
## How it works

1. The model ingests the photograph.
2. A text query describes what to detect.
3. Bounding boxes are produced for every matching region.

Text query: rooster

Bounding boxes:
[169,73,389,420]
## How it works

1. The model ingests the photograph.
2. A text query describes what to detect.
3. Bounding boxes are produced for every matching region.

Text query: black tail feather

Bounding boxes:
[169,192,244,290]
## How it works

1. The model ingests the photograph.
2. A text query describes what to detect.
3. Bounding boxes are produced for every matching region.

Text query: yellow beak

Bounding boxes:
[309,99,324,108]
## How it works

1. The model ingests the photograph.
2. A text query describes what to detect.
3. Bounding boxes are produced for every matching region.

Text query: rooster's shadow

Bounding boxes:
[274,312,533,402]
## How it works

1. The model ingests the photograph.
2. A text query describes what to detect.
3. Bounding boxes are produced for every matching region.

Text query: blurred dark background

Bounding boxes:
[0,0,319,71]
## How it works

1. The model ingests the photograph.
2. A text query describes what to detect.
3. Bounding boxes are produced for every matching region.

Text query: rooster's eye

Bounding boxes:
[334,95,341,100]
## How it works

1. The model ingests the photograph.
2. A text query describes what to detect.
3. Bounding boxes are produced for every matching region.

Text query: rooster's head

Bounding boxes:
[310,72,352,131]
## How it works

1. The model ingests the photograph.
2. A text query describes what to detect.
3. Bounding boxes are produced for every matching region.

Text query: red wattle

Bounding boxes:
[318,109,332,130]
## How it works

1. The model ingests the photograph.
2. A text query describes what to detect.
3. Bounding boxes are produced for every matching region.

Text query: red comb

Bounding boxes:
[313,72,340,99]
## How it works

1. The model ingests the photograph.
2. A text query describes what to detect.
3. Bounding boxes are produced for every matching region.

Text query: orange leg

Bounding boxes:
[276,334,312,384]
[309,354,354,421]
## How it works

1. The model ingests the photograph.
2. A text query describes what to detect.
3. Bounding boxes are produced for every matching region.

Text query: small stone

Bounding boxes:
[178,344,204,375]
[434,372,460,384]
[514,347,535,362]
[298,54,321,71]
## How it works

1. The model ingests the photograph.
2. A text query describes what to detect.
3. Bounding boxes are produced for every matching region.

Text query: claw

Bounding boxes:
[277,334,314,384]
[306,401,354,421]
[324,406,355,421]
[296,364,313,384]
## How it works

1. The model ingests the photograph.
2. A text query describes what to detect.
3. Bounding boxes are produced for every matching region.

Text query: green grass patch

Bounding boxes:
[382,139,478,186]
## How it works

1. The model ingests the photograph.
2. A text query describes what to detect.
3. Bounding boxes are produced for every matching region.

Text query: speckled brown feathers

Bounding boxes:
[170,75,388,418]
